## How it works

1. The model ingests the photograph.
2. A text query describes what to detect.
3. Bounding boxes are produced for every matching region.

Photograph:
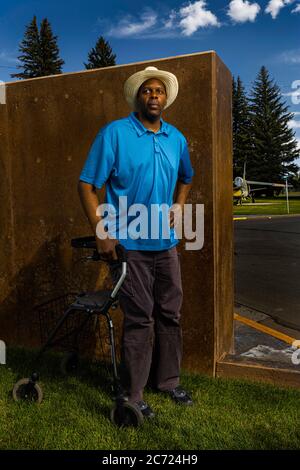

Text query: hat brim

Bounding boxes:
[124,68,179,111]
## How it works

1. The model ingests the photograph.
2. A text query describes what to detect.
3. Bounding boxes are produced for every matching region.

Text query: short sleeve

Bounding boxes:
[178,140,194,184]
[79,131,115,189]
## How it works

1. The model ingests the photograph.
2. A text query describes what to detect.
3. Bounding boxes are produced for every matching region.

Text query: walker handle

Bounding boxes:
[71,236,127,263]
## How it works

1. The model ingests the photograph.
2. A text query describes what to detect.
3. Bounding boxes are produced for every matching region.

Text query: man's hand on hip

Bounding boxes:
[169,203,183,229]
[96,238,119,261]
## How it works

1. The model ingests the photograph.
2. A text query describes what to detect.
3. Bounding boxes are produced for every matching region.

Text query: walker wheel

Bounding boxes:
[60,351,79,376]
[12,378,43,404]
[110,402,144,427]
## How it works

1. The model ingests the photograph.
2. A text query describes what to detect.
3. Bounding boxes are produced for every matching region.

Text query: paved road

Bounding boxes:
[234,215,300,329]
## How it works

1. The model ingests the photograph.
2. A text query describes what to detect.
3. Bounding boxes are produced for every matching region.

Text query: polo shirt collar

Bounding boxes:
[129,112,169,137]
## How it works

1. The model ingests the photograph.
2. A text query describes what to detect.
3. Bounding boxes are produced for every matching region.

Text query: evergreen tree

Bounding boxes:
[11,16,64,79]
[232,76,253,178]
[39,18,65,76]
[84,36,116,69]
[11,16,40,79]
[249,66,299,182]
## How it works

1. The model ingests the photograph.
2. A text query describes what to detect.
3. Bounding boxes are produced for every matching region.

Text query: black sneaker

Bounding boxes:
[165,386,193,406]
[135,400,155,419]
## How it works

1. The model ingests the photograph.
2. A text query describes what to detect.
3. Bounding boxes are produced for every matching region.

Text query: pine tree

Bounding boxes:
[84,36,116,69]
[232,76,253,178]
[11,16,64,79]
[11,16,40,79]
[39,18,64,76]
[249,66,299,182]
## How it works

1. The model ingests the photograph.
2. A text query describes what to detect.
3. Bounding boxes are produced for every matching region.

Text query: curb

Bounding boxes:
[233,214,300,221]
[234,313,300,348]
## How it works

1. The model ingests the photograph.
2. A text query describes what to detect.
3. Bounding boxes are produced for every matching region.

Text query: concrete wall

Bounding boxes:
[0,51,233,375]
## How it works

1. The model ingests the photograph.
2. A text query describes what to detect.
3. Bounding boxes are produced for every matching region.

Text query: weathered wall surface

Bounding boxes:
[0,51,233,375]
[214,54,234,363]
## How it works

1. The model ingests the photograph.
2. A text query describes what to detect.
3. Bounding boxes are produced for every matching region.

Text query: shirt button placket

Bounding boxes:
[154,135,160,153]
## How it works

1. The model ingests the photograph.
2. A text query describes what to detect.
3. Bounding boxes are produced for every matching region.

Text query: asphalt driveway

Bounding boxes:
[234,215,300,329]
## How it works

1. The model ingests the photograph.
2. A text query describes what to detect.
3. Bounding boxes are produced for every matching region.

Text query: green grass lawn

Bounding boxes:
[233,195,300,216]
[1,348,300,450]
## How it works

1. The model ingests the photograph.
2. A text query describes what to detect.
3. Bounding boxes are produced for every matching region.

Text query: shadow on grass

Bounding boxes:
[6,346,116,414]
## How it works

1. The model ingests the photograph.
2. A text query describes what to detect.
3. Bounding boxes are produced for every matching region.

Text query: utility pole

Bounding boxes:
[285,176,290,214]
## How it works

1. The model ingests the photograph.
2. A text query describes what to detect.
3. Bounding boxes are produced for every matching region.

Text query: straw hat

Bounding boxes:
[123,66,179,111]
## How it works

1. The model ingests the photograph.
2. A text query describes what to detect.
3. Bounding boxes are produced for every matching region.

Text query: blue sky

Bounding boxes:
[0,0,300,152]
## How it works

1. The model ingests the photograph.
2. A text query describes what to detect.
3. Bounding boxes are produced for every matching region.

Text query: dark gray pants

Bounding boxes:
[110,246,183,402]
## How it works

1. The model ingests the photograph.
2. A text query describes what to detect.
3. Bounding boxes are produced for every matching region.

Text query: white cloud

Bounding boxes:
[289,120,300,129]
[179,1,220,36]
[102,1,300,38]
[292,3,300,12]
[279,49,300,64]
[165,10,177,29]
[107,10,157,37]
[105,2,219,38]
[265,0,295,19]
[227,0,261,22]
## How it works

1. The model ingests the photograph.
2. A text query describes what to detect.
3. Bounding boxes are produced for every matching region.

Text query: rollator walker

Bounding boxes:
[12,237,144,427]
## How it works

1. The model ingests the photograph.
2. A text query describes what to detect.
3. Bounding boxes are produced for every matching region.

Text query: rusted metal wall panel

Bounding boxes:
[0,51,233,374]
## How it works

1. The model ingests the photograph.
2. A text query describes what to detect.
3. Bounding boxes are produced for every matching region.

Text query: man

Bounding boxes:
[78,66,194,419]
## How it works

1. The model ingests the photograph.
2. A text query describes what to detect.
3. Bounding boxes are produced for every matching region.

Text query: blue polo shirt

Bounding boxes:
[79,112,194,251]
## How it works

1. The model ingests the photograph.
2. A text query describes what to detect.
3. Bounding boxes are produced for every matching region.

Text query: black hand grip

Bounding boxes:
[71,236,126,263]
